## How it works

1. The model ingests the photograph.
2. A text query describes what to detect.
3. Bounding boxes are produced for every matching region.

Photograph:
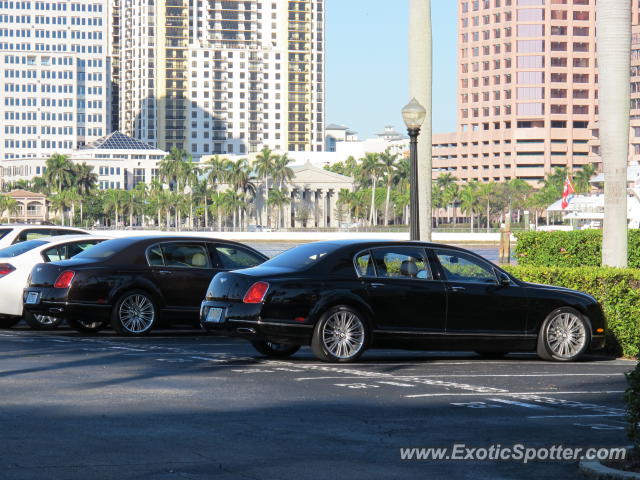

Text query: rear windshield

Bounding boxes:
[0,239,48,258]
[72,237,132,260]
[261,242,340,270]
[0,228,10,240]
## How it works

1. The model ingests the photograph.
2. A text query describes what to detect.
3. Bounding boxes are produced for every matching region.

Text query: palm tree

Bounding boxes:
[379,149,398,226]
[442,183,459,225]
[158,147,186,191]
[227,159,256,229]
[268,188,291,229]
[477,182,495,232]
[598,0,630,267]
[44,153,74,193]
[73,162,97,224]
[180,157,200,229]
[574,163,597,194]
[254,147,276,226]
[201,155,229,229]
[48,192,71,226]
[360,152,383,226]
[459,182,479,232]
[0,195,19,222]
[103,189,126,228]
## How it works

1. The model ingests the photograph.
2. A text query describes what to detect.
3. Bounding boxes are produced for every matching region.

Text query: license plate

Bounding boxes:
[25,292,40,305]
[205,307,225,323]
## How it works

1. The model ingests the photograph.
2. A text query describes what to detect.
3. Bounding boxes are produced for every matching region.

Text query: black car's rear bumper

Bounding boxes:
[23,287,111,321]
[200,301,313,344]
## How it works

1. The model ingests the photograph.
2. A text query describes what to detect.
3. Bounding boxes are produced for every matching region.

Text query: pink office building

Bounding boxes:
[433,0,602,184]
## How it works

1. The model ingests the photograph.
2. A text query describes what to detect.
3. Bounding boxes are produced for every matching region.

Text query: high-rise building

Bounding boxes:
[433,0,598,184]
[108,0,121,132]
[120,0,325,158]
[0,0,111,160]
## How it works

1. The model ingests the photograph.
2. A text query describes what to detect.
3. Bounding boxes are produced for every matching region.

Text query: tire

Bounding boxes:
[68,318,107,333]
[0,316,21,328]
[311,305,368,363]
[110,290,158,336]
[23,311,63,330]
[537,307,591,362]
[251,340,300,358]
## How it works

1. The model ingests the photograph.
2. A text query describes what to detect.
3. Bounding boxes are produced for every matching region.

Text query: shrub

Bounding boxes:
[504,265,640,358]
[514,230,640,268]
[625,363,640,448]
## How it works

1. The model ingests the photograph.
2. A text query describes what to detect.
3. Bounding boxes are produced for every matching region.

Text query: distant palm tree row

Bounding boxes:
[1,147,296,230]
[1,146,597,231]
[327,151,597,231]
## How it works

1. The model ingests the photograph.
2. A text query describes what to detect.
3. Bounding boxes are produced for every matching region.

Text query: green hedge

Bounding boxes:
[514,230,640,268]
[504,265,640,358]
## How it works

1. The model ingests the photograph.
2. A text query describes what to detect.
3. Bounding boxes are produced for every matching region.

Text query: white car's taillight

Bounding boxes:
[0,263,15,279]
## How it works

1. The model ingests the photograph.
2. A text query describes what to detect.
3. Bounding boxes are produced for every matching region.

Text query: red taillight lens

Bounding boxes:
[53,270,75,289]
[243,281,269,304]
[0,263,15,278]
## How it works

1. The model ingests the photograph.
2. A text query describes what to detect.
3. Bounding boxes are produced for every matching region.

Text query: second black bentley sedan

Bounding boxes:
[23,236,267,335]
[200,240,606,363]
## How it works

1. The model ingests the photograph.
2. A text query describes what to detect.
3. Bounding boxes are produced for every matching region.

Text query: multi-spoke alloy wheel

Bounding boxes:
[537,308,590,362]
[24,312,63,330]
[111,291,157,336]
[312,306,368,363]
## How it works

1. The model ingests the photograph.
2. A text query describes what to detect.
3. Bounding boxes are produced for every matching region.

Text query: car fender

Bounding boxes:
[107,275,165,308]
[307,289,375,327]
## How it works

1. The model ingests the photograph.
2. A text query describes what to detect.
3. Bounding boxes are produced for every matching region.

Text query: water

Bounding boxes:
[246,241,500,263]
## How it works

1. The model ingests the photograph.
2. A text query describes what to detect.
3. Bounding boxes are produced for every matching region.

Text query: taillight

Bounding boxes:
[54,270,75,289]
[0,263,15,278]
[243,281,269,304]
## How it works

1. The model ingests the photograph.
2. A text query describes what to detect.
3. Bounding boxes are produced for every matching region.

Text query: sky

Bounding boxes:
[326,1,458,139]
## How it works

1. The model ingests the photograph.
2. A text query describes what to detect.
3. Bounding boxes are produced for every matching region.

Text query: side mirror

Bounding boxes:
[498,271,511,287]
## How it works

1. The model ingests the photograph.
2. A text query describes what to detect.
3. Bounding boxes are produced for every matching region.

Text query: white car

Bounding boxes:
[0,235,110,329]
[0,225,89,249]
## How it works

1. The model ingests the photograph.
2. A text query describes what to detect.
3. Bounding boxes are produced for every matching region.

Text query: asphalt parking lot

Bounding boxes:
[0,326,634,480]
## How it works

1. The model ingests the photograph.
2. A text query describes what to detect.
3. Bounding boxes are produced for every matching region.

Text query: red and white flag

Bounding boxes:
[561,175,575,210]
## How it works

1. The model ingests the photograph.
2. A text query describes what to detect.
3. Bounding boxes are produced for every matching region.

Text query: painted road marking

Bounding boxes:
[405,391,625,398]
[487,398,548,409]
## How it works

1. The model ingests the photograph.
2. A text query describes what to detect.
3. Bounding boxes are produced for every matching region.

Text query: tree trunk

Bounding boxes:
[599,1,630,267]
[384,181,391,226]
[369,176,376,226]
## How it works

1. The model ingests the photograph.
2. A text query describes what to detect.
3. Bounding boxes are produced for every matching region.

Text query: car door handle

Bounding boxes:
[448,286,466,292]
[158,270,172,275]
[368,283,385,288]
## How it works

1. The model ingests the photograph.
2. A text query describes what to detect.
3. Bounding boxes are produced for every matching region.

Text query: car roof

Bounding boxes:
[307,238,474,252]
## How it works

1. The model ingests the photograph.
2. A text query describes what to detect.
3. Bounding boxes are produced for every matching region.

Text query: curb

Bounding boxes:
[580,460,640,480]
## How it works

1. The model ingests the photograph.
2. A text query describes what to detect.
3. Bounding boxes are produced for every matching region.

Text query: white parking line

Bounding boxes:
[488,398,547,409]
[528,414,625,418]
[405,390,625,398]
[294,373,625,381]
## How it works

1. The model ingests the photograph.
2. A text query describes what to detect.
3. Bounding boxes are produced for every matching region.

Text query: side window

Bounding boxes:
[216,245,264,269]
[63,241,101,259]
[434,249,496,284]
[42,246,63,262]
[17,229,53,242]
[146,245,164,266]
[54,229,86,236]
[370,247,432,280]
[161,243,211,268]
[354,251,375,277]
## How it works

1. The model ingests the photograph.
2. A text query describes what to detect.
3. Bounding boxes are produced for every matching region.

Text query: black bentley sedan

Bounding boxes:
[23,236,267,335]
[200,240,606,363]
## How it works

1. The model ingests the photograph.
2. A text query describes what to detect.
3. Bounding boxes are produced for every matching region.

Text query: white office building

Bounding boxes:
[0,0,111,160]
[120,0,325,158]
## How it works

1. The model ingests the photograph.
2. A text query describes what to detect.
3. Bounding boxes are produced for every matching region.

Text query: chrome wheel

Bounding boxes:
[34,314,60,326]
[321,310,365,360]
[545,312,587,360]
[118,294,155,334]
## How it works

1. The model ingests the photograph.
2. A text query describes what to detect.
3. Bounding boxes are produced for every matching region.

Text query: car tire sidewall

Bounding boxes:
[23,311,63,330]
[537,307,591,362]
[110,290,158,336]
[311,305,369,363]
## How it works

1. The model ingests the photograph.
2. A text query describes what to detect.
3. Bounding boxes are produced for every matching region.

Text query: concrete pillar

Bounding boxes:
[319,190,326,228]
[409,0,432,241]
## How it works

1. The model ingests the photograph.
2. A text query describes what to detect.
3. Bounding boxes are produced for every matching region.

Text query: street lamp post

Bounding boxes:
[402,98,427,241]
